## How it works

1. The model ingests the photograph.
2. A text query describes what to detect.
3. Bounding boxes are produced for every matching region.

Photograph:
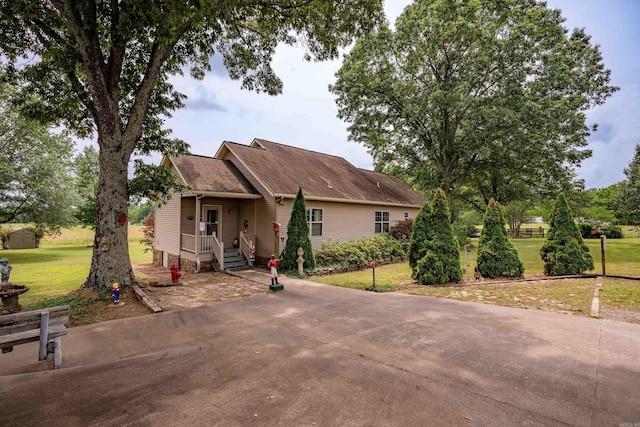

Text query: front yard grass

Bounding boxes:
[398,279,595,315]
[2,241,151,304]
[309,237,640,319]
[599,278,640,312]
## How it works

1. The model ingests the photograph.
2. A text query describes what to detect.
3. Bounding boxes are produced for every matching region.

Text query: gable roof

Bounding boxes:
[219,139,425,207]
[166,155,260,198]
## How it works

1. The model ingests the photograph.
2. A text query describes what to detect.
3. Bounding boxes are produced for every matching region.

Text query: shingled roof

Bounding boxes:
[167,155,260,197]
[219,139,425,207]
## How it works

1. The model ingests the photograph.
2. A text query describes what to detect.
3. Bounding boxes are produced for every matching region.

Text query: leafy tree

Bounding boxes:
[477,199,524,278]
[331,0,617,205]
[582,183,624,224]
[416,188,462,285]
[502,200,534,235]
[141,214,154,253]
[541,193,594,275]
[408,201,432,277]
[0,1,383,291]
[280,187,316,272]
[0,80,77,233]
[618,144,640,225]
[128,200,155,225]
[72,145,99,228]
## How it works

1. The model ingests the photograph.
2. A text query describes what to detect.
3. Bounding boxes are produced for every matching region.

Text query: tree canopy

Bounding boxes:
[72,145,99,228]
[0,0,383,290]
[618,144,640,225]
[0,79,77,233]
[331,0,617,207]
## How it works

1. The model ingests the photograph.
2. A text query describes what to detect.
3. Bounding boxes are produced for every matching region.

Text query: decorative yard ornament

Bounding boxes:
[0,258,11,284]
[296,247,305,276]
[268,255,283,292]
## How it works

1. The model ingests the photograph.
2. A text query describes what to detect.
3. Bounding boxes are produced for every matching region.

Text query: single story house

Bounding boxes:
[154,139,425,272]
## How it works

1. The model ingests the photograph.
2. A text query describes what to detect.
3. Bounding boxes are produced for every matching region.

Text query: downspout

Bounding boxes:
[195,194,202,273]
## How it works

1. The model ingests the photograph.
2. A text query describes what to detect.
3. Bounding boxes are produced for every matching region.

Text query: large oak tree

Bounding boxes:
[331,0,617,206]
[0,1,383,291]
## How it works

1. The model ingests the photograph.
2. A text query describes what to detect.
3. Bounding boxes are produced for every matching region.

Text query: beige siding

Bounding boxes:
[155,192,181,255]
[223,151,275,258]
[180,197,197,235]
[277,200,419,248]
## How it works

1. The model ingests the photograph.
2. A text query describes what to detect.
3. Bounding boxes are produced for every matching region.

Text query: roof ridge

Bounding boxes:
[172,153,217,160]
[252,138,353,163]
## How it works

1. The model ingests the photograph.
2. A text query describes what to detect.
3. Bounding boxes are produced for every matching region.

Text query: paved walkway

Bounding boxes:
[1,271,639,426]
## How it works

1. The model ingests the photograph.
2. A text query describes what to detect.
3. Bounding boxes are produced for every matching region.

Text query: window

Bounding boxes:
[307,208,323,236]
[375,211,390,233]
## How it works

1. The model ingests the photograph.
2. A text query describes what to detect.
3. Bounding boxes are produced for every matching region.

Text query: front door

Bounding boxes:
[204,207,220,238]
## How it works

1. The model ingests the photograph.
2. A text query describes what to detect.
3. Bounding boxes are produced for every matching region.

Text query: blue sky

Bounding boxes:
[163,0,640,190]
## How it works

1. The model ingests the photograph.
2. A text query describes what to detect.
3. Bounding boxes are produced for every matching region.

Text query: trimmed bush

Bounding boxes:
[541,193,594,275]
[280,187,316,271]
[414,188,462,285]
[315,234,405,269]
[390,218,413,250]
[476,199,524,278]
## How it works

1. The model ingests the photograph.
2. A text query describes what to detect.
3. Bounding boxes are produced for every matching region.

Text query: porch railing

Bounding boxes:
[240,232,256,267]
[181,233,224,270]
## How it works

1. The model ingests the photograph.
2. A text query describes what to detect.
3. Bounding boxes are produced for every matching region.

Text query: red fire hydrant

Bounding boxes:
[170,262,182,283]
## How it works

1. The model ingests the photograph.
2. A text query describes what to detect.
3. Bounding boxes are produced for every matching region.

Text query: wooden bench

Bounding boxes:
[0,305,70,369]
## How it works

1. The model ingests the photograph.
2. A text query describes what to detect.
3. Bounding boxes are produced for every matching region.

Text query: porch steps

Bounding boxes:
[223,249,249,271]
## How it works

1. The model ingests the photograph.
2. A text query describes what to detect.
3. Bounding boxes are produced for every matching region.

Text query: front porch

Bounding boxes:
[178,194,260,271]
[180,232,257,271]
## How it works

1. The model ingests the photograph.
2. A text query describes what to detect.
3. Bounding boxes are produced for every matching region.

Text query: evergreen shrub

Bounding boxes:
[280,187,316,271]
[408,202,432,274]
[476,199,524,278]
[411,188,462,285]
[541,193,594,275]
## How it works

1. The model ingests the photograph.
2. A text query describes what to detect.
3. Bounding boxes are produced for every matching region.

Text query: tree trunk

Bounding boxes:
[84,134,135,291]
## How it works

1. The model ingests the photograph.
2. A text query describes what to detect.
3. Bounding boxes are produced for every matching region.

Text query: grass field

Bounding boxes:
[312,237,640,289]
[39,225,145,246]
[310,237,640,317]
[1,236,151,304]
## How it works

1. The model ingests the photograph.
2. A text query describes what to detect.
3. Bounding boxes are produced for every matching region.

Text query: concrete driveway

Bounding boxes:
[1,271,639,426]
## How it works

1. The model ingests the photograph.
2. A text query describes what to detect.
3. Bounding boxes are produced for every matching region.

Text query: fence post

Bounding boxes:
[600,235,606,277]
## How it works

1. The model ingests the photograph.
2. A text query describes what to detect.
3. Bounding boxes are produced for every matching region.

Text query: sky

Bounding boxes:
[161,0,640,190]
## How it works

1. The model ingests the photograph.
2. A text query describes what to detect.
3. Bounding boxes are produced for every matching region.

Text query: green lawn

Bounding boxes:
[310,237,640,290]
[1,241,151,304]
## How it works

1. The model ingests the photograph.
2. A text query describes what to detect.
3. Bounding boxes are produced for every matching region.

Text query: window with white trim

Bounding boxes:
[375,211,390,233]
[307,208,323,236]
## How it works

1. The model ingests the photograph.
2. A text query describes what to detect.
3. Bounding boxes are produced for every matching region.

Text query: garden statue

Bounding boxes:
[111,283,121,305]
[267,254,282,286]
[0,258,28,314]
[0,258,11,284]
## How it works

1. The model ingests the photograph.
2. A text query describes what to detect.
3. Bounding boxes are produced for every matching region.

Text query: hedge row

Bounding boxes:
[314,234,406,269]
